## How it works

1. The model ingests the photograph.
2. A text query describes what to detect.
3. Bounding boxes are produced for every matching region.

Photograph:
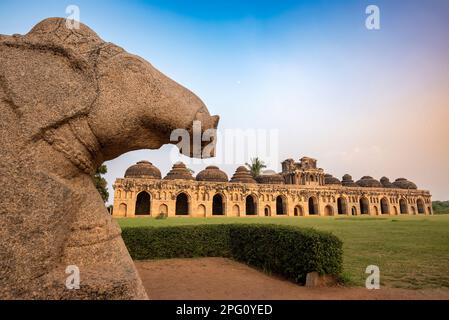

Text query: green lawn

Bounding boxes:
[116,215,449,290]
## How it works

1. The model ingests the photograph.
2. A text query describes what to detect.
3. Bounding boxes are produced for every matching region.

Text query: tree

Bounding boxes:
[92,164,109,203]
[245,157,267,178]
[432,201,449,214]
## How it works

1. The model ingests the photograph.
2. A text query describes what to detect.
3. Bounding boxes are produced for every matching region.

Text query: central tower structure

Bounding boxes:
[281,157,325,186]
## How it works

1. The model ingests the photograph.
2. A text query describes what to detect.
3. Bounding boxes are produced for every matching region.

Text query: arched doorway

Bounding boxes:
[381,198,389,214]
[399,199,408,214]
[159,204,168,216]
[308,196,318,215]
[232,205,240,217]
[246,195,257,215]
[294,205,303,216]
[351,206,357,216]
[264,206,271,217]
[176,193,189,215]
[417,199,425,214]
[135,191,151,215]
[324,205,334,216]
[212,194,224,215]
[276,196,286,215]
[118,203,127,216]
[337,197,347,215]
[360,197,369,215]
[197,204,206,217]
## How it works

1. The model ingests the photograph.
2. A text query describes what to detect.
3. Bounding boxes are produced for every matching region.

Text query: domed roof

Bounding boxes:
[124,161,161,179]
[324,174,341,186]
[380,176,395,188]
[393,178,418,190]
[356,176,382,188]
[164,162,194,181]
[341,174,357,187]
[230,166,257,184]
[196,165,228,182]
[256,170,285,185]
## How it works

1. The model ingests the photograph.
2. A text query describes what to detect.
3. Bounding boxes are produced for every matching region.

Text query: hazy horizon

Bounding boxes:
[1,0,448,202]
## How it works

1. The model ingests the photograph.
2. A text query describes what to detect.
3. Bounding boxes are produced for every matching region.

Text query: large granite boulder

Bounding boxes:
[0,18,219,299]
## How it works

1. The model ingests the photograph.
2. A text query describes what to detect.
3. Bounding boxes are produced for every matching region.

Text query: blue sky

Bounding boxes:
[1,0,448,201]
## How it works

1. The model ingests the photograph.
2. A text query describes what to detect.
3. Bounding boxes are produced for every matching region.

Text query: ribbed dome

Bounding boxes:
[164,162,194,181]
[380,176,395,188]
[256,170,285,185]
[124,161,161,179]
[342,174,357,187]
[324,174,341,186]
[230,166,257,184]
[393,178,418,190]
[356,176,382,188]
[196,166,228,182]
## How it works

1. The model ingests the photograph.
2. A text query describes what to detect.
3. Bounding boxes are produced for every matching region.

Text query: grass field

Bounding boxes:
[116,215,449,290]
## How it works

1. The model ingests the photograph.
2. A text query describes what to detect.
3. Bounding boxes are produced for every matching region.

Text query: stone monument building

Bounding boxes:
[112,157,432,218]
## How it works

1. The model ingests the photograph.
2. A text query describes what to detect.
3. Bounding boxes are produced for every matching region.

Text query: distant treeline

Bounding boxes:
[432,201,449,214]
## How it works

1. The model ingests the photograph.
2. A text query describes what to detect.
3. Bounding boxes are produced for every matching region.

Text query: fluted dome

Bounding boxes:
[380,176,395,188]
[324,174,341,186]
[393,178,418,190]
[124,161,161,179]
[342,174,357,187]
[356,176,382,188]
[256,170,285,185]
[196,166,228,182]
[164,162,194,180]
[230,166,257,184]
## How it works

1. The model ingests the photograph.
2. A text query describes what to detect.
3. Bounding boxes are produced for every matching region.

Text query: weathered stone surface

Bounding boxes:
[112,170,432,218]
[305,272,338,288]
[111,154,432,218]
[0,18,219,299]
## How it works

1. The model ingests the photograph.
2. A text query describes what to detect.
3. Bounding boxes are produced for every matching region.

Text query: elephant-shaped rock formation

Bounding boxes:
[0,18,219,299]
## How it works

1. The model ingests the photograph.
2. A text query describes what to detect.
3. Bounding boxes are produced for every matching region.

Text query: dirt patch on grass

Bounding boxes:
[135,258,449,300]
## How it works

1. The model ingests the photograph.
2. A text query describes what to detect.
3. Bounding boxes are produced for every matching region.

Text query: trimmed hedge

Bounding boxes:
[121,224,342,284]
[122,224,232,260]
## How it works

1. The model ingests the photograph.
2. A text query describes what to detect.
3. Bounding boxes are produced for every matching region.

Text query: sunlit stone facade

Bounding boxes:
[113,157,433,218]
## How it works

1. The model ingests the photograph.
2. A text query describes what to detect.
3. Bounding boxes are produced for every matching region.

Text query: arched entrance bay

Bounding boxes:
[294,205,303,216]
[135,191,151,215]
[176,193,189,216]
[246,195,257,215]
[417,199,425,214]
[400,199,408,214]
[212,194,224,215]
[337,197,347,215]
[308,196,318,215]
[264,206,271,217]
[276,196,286,215]
[381,198,389,214]
[360,197,369,215]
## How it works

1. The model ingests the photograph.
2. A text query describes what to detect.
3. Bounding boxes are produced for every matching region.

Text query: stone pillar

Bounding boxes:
[205,200,213,217]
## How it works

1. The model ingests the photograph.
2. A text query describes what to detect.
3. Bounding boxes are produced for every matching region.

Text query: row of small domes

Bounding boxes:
[124,161,283,184]
[324,174,417,189]
[124,161,418,189]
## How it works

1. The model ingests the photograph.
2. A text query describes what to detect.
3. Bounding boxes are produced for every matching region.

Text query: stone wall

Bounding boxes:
[112,178,433,218]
